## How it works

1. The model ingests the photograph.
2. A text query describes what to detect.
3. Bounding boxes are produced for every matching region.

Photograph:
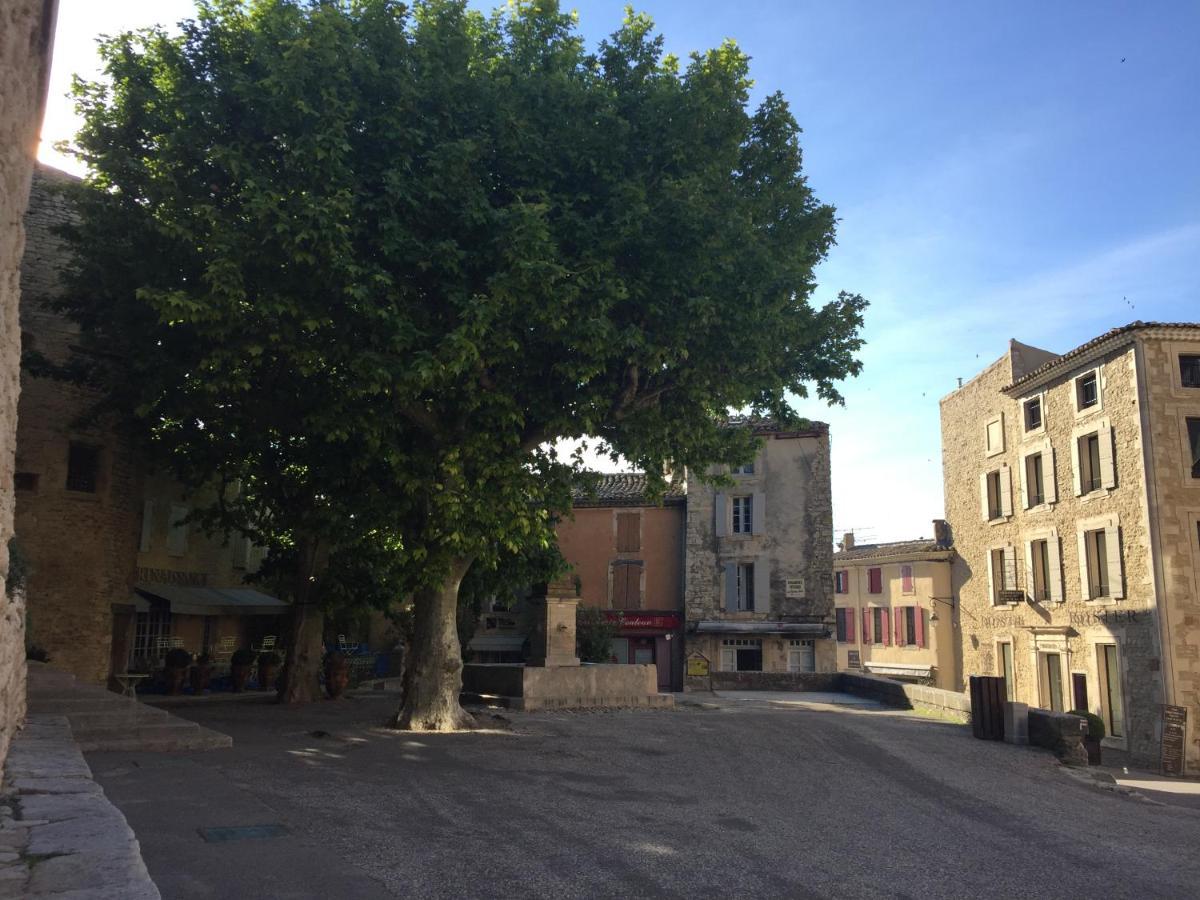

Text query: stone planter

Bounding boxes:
[231,664,252,693]
[189,663,214,694]
[324,654,349,699]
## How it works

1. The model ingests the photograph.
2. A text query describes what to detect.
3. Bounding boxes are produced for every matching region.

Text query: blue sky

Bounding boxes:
[40,1,1200,544]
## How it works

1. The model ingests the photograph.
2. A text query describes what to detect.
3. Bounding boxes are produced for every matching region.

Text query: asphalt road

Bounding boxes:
[88,693,1200,899]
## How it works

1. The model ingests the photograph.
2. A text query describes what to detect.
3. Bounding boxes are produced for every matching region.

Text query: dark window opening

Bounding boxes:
[66,443,100,493]
[1077,372,1099,409]
[1181,355,1200,388]
[986,470,1003,519]
[1187,418,1200,479]
[1080,434,1102,493]
[1024,397,1042,431]
[1026,453,1045,506]
[872,607,884,645]
[14,472,38,492]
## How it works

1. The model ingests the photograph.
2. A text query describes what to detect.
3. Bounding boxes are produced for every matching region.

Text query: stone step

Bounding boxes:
[29,695,151,713]
[56,708,173,730]
[75,724,232,753]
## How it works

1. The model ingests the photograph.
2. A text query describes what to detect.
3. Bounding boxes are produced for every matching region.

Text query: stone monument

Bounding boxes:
[527,578,580,668]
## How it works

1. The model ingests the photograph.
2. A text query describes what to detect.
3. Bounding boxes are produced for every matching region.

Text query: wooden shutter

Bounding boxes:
[901,565,913,593]
[1071,437,1083,496]
[863,607,871,643]
[1098,424,1116,489]
[980,472,991,521]
[753,562,769,613]
[167,504,189,557]
[616,513,640,552]
[914,607,926,648]
[612,562,628,609]
[1045,446,1059,504]
[139,500,154,553]
[724,563,738,612]
[1047,535,1064,602]
[1002,546,1016,591]
[882,608,891,646]
[751,492,766,535]
[1077,530,1091,599]
[846,608,855,645]
[628,563,643,609]
[986,549,996,604]
[1023,541,1035,601]
[999,467,1013,517]
[1106,525,1124,598]
[714,494,728,537]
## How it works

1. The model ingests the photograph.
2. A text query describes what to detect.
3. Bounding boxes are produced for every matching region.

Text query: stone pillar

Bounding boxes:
[527,580,580,668]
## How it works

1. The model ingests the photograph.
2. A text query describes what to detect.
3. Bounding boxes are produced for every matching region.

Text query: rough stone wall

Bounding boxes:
[684,429,836,673]
[1,0,59,770]
[943,341,1165,767]
[1138,328,1200,771]
[14,170,142,684]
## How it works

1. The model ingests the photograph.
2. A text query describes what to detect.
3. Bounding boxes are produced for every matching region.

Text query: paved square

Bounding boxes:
[88,695,1200,899]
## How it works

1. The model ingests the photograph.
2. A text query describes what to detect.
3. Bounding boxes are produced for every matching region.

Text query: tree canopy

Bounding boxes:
[61,0,865,728]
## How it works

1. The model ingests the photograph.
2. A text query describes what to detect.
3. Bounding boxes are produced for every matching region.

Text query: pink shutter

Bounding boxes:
[845,608,854,643]
[915,606,926,648]
[881,609,889,646]
[863,608,870,643]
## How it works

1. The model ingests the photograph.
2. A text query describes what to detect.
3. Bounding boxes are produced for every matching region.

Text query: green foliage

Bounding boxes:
[5,537,30,598]
[1070,709,1106,741]
[457,541,567,652]
[59,0,864,704]
[576,607,618,664]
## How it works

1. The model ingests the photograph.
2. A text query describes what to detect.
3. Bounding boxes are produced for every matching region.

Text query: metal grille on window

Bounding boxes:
[66,443,100,493]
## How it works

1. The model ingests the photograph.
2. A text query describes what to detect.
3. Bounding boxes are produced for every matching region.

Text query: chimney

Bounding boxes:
[933,519,951,548]
[841,532,855,551]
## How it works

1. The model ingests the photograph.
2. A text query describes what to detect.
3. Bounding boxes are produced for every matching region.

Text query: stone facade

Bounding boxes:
[1,0,59,768]
[685,424,836,679]
[943,325,1200,771]
[832,531,958,690]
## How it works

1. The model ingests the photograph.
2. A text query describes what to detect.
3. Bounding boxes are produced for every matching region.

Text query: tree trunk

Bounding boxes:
[392,557,474,731]
[277,538,326,704]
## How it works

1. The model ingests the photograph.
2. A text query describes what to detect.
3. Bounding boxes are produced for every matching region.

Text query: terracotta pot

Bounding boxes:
[324,656,350,699]
[258,663,280,692]
[189,664,214,694]
[1083,736,1103,766]
[231,664,252,693]
[165,666,188,695]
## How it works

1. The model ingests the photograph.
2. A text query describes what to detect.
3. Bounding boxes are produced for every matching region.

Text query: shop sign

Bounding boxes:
[603,611,681,630]
[785,579,805,598]
[1161,705,1188,777]
[687,654,710,677]
[847,650,861,669]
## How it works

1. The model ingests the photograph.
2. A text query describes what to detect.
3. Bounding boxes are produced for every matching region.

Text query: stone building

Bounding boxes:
[685,421,835,682]
[942,324,1200,771]
[1,0,60,767]
[556,473,686,691]
[832,525,957,690]
[14,168,284,685]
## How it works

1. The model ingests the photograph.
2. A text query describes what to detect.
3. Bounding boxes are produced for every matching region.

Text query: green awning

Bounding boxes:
[134,583,289,616]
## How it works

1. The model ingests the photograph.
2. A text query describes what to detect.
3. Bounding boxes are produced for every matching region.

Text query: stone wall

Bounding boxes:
[687,671,839,693]
[1028,707,1087,764]
[1,0,60,769]
[14,170,143,684]
[942,339,1166,768]
[840,671,971,721]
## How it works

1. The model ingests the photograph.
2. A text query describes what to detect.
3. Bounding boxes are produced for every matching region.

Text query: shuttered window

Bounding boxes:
[835,570,848,593]
[616,512,641,552]
[867,567,882,594]
[611,561,643,610]
[901,565,914,594]
[835,608,848,643]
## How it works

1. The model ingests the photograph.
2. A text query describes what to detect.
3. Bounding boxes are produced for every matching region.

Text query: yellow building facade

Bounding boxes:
[832,529,957,690]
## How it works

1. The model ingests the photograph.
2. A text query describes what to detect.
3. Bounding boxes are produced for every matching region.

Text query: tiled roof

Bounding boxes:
[572,473,686,508]
[1004,321,1200,394]
[834,539,951,562]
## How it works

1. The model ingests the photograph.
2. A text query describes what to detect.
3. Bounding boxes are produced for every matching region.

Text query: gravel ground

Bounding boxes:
[87,693,1200,899]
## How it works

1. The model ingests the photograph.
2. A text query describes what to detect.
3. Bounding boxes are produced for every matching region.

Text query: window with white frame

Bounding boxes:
[1078,516,1124,601]
[985,414,1005,456]
[720,638,762,672]
[132,610,171,666]
[1098,643,1125,739]
[731,496,753,534]
[988,545,1017,605]
[981,467,1013,521]
[1023,396,1043,432]
[1083,529,1110,599]
[787,639,815,673]
[1025,452,1046,507]
[732,460,755,475]
[1073,421,1115,496]
[1075,370,1100,412]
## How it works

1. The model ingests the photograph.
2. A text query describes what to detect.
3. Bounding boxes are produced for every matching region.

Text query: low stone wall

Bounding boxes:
[686,672,840,693]
[1028,708,1087,765]
[838,673,971,722]
[463,663,672,711]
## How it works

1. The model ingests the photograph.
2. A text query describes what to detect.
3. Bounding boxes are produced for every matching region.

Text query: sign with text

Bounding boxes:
[687,654,710,677]
[603,612,681,630]
[847,650,861,669]
[785,579,805,598]
[1160,704,1188,777]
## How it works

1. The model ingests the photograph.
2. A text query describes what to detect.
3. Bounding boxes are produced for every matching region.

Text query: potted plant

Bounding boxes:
[257,650,282,691]
[230,647,255,692]
[324,650,350,699]
[163,648,192,695]
[1070,709,1106,765]
[189,652,214,693]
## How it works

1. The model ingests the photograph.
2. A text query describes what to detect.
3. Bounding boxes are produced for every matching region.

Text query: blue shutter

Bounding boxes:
[724,563,738,612]
[715,494,728,537]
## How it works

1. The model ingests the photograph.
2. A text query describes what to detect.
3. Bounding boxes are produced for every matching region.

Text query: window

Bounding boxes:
[1083,529,1109,599]
[733,461,755,475]
[834,570,848,594]
[736,562,755,611]
[14,472,38,492]
[1030,539,1050,602]
[985,414,1005,456]
[720,638,762,672]
[1079,433,1102,493]
[1076,371,1099,410]
[981,467,1013,521]
[871,607,885,645]
[787,639,815,673]
[611,560,643,610]
[616,512,641,552]
[65,442,100,493]
[731,496,753,535]
[867,567,882,594]
[989,546,1017,604]
[1024,396,1042,431]
[900,565,914,594]
[1025,452,1045,507]
[835,608,853,643]
[1042,653,1065,712]
[999,642,1015,701]
[902,607,916,646]
[1181,355,1200,388]
[1099,644,1125,738]
[132,610,172,666]
[1188,418,1200,479]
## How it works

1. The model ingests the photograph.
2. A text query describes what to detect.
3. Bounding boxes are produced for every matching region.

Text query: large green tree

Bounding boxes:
[62,0,865,729]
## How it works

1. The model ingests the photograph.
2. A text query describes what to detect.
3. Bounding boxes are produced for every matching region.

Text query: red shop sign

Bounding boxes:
[603,611,681,630]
